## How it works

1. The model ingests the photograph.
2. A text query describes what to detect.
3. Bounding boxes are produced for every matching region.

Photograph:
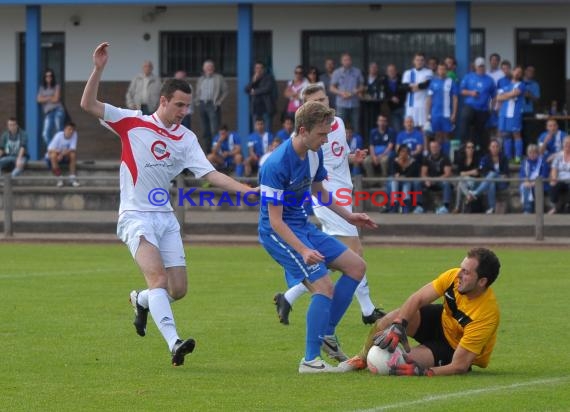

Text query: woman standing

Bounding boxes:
[37,69,65,145]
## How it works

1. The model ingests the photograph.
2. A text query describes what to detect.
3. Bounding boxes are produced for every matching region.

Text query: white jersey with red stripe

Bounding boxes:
[102,103,215,214]
[320,116,352,195]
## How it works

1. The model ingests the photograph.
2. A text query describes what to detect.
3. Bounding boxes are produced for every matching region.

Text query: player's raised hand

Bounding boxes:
[347,213,378,229]
[373,319,410,353]
[301,248,324,265]
[93,42,110,70]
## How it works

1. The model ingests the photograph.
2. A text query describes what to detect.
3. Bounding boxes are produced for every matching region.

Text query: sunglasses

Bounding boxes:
[295,71,303,74]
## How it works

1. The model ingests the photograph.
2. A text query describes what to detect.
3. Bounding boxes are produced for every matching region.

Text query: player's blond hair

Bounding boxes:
[294,101,335,135]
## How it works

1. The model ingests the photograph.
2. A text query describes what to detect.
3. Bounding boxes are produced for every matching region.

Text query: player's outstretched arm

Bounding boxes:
[80,42,109,119]
[204,170,256,194]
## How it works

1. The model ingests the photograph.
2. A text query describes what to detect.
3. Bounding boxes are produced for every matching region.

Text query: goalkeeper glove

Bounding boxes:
[389,362,434,377]
[373,319,410,353]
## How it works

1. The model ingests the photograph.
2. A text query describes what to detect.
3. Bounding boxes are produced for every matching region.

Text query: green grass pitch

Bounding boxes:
[1,244,569,411]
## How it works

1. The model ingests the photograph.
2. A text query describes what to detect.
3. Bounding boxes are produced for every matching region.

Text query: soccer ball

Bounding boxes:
[366,345,406,375]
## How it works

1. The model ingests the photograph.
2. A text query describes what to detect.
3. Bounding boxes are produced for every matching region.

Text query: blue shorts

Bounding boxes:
[499,116,522,133]
[431,116,453,133]
[259,222,347,288]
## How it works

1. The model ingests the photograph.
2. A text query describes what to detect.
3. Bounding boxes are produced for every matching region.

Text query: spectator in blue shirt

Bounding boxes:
[519,144,549,214]
[458,57,497,152]
[275,116,294,141]
[330,53,365,134]
[396,116,424,160]
[522,65,540,116]
[245,118,273,176]
[538,118,566,164]
[364,114,395,177]
[345,123,365,176]
[207,125,243,176]
[497,65,526,163]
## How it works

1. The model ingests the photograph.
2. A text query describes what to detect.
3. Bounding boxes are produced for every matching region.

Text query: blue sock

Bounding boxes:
[305,294,332,361]
[503,136,513,160]
[235,164,244,177]
[515,139,523,159]
[325,274,360,336]
[442,140,451,158]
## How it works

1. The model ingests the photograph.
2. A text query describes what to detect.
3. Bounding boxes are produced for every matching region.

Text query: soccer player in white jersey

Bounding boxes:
[81,42,254,367]
[402,52,433,129]
[273,84,385,329]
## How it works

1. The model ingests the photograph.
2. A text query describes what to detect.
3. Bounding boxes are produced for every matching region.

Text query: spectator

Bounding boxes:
[389,144,422,214]
[194,60,229,152]
[259,136,283,168]
[453,140,480,213]
[402,52,433,130]
[245,118,273,176]
[458,57,497,152]
[330,53,365,134]
[396,116,424,160]
[538,118,566,164]
[207,125,243,176]
[275,116,294,141]
[125,61,161,115]
[46,122,80,187]
[467,139,510,214]
[487,53,504,85]
[426,62,459,158]
[381,64,406,132]
[0,118,28,177]
[444,56,458,81]
[364,114,395,177]
[245,61,277,133]
[522,65,541,145]
[346,123,365,175]
[320,58,336,109]
[37,68,65,145]
[421,139,453,214]
[361,62,383,136]
[306,66,325,89]
[497,60,512,90]
[548,136,570,214]
[497,65,526,163]
[284,65,309,119]
[427,56,438,73]
[174,70,193,130]
[519,144,548,214]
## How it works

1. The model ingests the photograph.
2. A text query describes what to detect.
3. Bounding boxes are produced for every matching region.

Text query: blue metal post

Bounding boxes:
[237,3,252,156]
[455,1,471,81]
[25,6,41,160]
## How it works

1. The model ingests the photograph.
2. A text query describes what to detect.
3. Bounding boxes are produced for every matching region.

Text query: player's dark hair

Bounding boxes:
[500,60,512,68]
[42,68,58,88]
[467,248,500,287]
[397,144,409,155]
[160,78,192,100]
[65,121,76,129]
[219,124,228,131]
[490,53,501,61]
[8,117,18,123]
[302,84,326,101]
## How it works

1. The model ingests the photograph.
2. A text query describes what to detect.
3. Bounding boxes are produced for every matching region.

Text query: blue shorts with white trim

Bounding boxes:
[259,222,347,288]
[499,116,522,133]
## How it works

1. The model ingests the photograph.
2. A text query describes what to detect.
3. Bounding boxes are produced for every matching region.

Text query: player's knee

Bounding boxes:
[169,287,186,301]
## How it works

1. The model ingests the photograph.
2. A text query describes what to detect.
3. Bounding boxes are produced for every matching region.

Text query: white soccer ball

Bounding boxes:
[366,345,406,375]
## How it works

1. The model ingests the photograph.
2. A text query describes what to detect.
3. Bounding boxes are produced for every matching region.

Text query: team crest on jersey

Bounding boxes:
[331,141,344,157]
[151,140,171,160]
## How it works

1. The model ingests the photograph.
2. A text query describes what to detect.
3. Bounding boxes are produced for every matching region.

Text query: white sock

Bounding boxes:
[354,275,376,316]
[138,289,174,309]
[148,288,179,350]
[283,283,309,306]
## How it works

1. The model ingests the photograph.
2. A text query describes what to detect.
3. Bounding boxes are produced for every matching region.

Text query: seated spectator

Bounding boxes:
[259,137,283,168]
[275,116,294,141]
[396,116,424,160]
[364,114,395,177]
[467,139,510,214]
[548,136,570,214]
[519,144,549,214]
[453,140,480,213]
[420,139,453,214]
[346,123,365,175]
[538,118,566,164]
[0,117,28,177]
[207,125,243,176]
[389,145,422,214]
[46,122,80,187]
[245,118,273,177]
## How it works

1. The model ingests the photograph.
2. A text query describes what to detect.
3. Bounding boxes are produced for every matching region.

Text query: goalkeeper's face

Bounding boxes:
[457,257,485,295]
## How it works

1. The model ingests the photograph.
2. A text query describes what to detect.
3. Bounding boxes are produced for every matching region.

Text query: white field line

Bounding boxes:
[0,267,125,280]
[354,376,569,412]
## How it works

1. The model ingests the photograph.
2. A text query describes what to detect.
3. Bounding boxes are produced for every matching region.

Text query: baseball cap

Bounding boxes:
[474,57,485,67]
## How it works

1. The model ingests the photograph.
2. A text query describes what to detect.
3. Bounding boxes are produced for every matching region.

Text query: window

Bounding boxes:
[302,29,484,75]
[160,31,272,77]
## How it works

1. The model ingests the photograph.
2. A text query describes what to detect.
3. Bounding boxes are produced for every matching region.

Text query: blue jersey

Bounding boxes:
[369,127,395,155]
[498,81,525,120]
[348,133,364,152]
[248,131,274,156]
[497,76,511,91]
[275,128,292,141]
[211,131,240,155]
[522,80,540,114]
[460,73,496,111]
[428,77,458,118]
[396,130,423,152]
[259,139,327,234]
[538,130,566,158]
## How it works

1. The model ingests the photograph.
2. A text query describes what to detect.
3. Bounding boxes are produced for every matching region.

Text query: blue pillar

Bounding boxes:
[455,1,471,81]
[25,6,41,160]
[237,3,252,157]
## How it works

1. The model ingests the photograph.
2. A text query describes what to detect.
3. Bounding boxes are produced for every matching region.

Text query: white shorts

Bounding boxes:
[117,211,186,268]
[405,105,428,128]
[313,203,358,237]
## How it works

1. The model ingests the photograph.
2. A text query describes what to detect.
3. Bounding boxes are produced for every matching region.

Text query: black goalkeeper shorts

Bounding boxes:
[412,304,455,367]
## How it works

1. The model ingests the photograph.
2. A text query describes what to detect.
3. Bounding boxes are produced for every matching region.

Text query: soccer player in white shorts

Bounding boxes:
[273,84,385,328]
[81,42,254,366]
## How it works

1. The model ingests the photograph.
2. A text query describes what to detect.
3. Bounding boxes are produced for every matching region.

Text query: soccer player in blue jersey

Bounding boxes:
[497,65,526,163]
[396,116,424,160]
[259,100,377,373]
[426,63,458,158]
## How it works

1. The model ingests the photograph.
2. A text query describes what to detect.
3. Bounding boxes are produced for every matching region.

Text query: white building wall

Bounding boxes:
[0,3,567,81]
